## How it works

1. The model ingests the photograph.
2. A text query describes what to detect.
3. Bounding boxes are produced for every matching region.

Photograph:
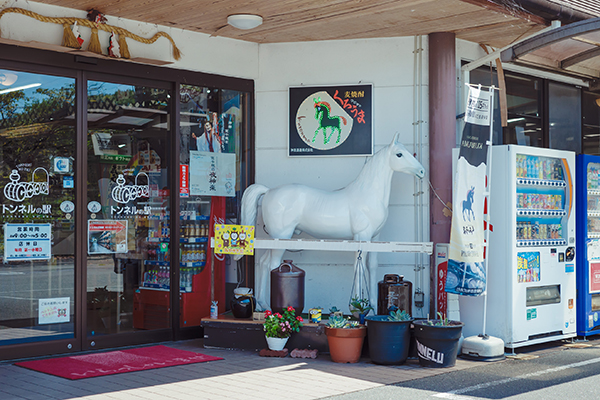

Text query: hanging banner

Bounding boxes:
[446,85,492,296]
[189,151,236,197]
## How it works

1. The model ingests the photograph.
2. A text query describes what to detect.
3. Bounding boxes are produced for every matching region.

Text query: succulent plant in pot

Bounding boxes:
[325,315,366,363]
[349,296,373,324]
[412,312,464,368]
[365,309,413,365]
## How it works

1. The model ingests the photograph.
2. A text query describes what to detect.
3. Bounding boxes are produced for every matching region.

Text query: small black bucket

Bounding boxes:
[365,315,412,365]
[413,320,463,368]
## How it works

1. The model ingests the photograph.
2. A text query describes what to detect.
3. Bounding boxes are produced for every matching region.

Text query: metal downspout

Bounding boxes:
[413,35,426,317]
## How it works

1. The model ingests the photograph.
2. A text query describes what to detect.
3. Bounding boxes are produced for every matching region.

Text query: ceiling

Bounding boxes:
[31,0,550,48]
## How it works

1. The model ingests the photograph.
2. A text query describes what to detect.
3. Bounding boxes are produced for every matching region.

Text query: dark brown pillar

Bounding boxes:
[428,32,455,315]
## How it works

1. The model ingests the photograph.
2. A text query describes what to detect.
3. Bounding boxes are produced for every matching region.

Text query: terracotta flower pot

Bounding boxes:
[325,326,366,363]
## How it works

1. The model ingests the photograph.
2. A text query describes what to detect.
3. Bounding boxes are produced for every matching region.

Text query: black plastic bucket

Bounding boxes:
[413,320,463,368]
[365,315,412,365]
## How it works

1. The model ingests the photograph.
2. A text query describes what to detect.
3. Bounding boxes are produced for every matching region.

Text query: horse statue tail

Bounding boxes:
[233,184,269,261]
[340,116,347,125]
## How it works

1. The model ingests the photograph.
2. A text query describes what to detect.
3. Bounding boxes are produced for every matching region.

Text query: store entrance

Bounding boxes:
[0,52,251,361]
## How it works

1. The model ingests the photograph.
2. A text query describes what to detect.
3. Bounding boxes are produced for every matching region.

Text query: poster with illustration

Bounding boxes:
[289,84,372,156]
[214,224,255,255]
[517,252,541,283]
[87,220,128,254]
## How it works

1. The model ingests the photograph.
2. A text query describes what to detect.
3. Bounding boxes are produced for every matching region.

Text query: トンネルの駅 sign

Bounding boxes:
[289,84,372,156]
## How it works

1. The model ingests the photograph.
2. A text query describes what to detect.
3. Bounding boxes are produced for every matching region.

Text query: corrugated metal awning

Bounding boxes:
[501,17,600,88]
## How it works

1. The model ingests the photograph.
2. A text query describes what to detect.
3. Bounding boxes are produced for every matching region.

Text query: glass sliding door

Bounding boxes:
[86,80,170,337]
[178,85,245,327]
[0,69,76,345]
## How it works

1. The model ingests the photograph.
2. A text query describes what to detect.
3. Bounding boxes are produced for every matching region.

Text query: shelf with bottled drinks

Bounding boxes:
[139,212,210,293]
[515,153,568,248]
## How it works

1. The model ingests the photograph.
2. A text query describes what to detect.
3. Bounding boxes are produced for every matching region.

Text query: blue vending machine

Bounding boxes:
[576,154,600,336]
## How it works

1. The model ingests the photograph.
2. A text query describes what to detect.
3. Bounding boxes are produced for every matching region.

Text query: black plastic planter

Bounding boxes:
[365,315,412,365]
[413,320,463,368]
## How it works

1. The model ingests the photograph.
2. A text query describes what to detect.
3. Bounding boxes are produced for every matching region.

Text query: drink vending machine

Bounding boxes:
[459,145,577,348]
[575,154,600,336]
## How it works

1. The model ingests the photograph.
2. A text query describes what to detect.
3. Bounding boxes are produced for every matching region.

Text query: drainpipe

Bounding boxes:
[428,32,456,316]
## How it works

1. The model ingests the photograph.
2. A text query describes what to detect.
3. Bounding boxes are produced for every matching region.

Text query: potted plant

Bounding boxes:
[262,306,303,351]
[413,313,464,368]
[349,296,373,324]
[329,306,343,319]
[325,315,367,363]
[365,309,413,365]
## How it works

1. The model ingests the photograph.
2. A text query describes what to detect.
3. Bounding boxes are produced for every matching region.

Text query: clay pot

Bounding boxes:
[325,325,367,363]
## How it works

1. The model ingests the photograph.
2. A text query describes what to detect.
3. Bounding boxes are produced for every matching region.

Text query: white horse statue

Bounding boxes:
[234,133,425,310]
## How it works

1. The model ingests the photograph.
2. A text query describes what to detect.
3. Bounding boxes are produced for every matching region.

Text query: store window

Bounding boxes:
[178,84,244,327]
[470,65,595,154]
[583,91,600,155]
[548,82,581,152]
[0,69,76,345]
[470,67,543,147]
[86,80,171,335]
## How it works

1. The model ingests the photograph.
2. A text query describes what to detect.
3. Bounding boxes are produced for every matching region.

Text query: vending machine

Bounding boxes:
[575,154,600,337]
[460,145,577,349]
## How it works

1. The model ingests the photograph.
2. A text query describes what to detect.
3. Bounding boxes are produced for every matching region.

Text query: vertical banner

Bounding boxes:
[446,85,492,296]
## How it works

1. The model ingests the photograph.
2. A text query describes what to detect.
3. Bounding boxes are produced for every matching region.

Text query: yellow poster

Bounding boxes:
[214,224,255,255]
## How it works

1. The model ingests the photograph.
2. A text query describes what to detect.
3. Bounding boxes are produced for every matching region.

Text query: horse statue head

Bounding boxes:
[387,132,425,179]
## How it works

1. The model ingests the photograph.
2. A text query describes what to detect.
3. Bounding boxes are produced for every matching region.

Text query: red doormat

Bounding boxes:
[15,345,223,380]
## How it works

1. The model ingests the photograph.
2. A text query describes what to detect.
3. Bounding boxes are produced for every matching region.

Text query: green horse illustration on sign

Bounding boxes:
[312,97,347,145]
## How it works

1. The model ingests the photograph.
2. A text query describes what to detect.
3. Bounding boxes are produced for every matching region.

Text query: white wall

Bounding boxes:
[253,37,431,317]
[0,0,259,79]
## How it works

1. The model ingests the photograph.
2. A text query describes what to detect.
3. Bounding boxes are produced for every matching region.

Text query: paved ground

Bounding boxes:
[0,338,588,400]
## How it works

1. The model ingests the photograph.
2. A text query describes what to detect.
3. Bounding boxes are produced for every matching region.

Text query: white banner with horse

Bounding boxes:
[446,85,493,297]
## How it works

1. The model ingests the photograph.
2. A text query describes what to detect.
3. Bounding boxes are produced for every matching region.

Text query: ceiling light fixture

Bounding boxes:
[227,14,263,30]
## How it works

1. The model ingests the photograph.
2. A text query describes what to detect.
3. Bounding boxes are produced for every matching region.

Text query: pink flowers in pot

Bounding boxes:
[263,306,304,338]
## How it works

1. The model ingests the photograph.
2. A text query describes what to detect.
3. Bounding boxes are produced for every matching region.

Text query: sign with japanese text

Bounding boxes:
[289,84,372,156]
[180,164,190,197]
[214,224,255,255]
[4,223,52,261]
[88,220,128,254]
[590,262,600,293]
[446,85,493,297]
[517,252,541,283]
[189,151,236,197]
[39,297,70,324]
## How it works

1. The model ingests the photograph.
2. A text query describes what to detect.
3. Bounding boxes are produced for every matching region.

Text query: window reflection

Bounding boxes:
[0,69,76,345]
